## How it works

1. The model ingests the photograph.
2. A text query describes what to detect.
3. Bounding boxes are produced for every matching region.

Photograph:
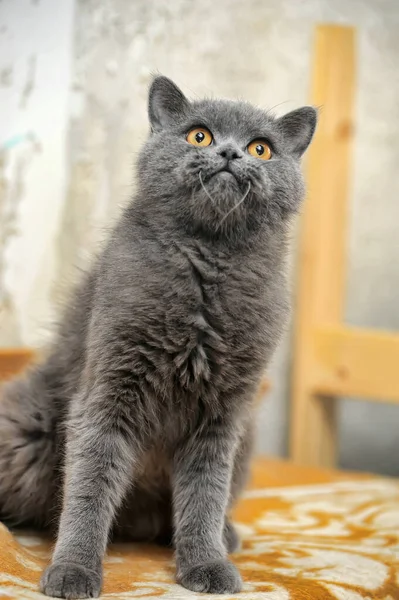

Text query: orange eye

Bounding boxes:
[186,127,213,147]
[247,140,272,160]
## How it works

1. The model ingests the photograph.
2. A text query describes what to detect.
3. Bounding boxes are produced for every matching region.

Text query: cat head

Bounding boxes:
[137,76,316,240]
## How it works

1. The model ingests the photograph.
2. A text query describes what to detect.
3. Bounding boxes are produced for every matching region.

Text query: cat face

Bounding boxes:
[138,77,316,238]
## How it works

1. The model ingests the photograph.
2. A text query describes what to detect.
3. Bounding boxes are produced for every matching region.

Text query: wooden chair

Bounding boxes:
[290,24,399,467]
[0,348,33,381]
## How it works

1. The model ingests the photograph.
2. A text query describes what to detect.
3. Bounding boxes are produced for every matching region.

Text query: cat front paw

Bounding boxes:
[178,559,242,594]
[40,562,102,599]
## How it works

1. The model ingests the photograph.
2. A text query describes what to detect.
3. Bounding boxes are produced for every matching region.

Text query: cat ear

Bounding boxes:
[148,76,190,131]
[276,107,317,158]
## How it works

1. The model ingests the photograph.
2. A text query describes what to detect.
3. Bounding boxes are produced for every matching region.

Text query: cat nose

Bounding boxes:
[217,145,243,161]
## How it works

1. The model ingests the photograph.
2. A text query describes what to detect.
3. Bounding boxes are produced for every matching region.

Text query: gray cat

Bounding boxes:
[0,76,316,598]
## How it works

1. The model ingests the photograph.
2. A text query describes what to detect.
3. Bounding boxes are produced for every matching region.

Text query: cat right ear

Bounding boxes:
[148,76,190,132]
[276,106,317,158]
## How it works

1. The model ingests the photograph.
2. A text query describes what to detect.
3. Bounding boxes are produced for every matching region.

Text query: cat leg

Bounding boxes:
[172,423,242,594]
[40,384,138,599]
[222,418,255,554]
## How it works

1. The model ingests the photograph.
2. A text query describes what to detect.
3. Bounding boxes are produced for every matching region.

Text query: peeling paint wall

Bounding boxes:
[1,0,399,473]
[0,0,75,346]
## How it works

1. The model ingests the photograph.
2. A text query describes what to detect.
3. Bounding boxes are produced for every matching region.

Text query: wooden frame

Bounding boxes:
[290,24,399,467]
[0,348,34,381]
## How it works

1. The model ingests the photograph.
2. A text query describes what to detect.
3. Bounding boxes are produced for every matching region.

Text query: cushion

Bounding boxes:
[1,458,398,599]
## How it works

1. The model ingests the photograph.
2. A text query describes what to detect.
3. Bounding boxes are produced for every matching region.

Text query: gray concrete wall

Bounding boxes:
[1,0,398,474]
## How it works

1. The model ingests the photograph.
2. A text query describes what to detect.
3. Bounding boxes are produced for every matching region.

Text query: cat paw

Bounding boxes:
[223,519,241,553]
[40,562,102,599]
[178,559,242,594]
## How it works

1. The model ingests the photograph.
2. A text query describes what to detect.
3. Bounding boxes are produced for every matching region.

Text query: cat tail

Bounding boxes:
[0,368,62,528]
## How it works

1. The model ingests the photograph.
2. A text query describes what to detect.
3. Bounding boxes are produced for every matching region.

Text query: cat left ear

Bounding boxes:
[148,76,190,131]
[277,107,317,158]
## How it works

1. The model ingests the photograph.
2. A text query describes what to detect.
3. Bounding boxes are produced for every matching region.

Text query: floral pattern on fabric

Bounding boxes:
[1,459,398,599]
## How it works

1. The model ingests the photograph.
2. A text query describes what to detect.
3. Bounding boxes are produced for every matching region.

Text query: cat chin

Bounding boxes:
[214,171,238,184]
[206,173,241,196]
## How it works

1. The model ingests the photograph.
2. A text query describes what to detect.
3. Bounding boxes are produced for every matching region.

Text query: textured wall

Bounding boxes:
[339,3,399,474]
[0,0,75,346]
[1,0,398,473]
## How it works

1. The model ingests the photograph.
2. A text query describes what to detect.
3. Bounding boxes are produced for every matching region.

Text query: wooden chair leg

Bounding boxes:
[290,25,356,468]
[291,383,337,467]
[0,349,34,381]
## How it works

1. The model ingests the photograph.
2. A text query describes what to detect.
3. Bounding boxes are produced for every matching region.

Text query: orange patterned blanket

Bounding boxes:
[1,459,398,599]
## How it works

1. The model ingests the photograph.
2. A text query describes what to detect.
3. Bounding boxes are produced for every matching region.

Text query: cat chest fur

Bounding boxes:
[155,240,265,398]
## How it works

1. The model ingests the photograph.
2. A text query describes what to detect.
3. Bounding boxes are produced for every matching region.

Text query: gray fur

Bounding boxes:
[0,76,316,598]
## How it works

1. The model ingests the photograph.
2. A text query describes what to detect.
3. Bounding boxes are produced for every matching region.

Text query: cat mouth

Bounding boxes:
[213,167,237,181]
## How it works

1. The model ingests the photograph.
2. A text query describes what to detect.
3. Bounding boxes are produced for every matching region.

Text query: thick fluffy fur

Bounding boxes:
[0,77,316,598]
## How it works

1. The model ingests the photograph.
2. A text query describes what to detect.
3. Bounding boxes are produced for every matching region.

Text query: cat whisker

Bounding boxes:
[217,182,251,229]
[199,171,225,217]
[198,171,216,205]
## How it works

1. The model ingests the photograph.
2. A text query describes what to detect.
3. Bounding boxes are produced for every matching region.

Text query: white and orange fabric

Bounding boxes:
[1,458,398,599]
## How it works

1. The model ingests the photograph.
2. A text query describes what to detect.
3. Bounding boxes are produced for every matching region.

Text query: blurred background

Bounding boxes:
[1,0,398,475]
